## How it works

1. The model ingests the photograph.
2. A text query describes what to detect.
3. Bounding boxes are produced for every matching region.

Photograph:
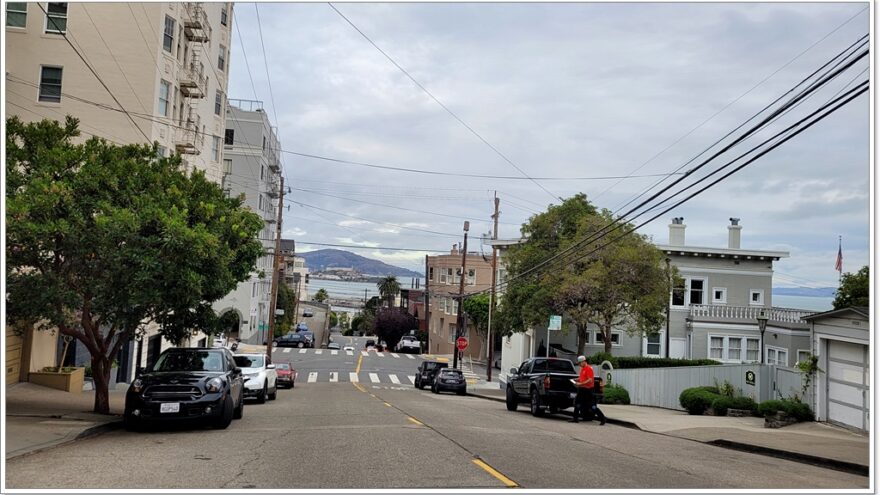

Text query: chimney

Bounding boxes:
[451,244,458,255]
[728,217,742,249]
[668,217,686,246]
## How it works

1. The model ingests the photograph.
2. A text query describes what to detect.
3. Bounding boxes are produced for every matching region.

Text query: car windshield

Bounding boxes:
[531,359,576,373]
[276,363,290,370]
[234,355,264,369]
[152,350,224,372]
[440,370,462,377]
[424,362,445,371]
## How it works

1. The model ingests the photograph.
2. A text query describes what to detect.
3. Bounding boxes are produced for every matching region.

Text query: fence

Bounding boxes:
[605,364,808,410]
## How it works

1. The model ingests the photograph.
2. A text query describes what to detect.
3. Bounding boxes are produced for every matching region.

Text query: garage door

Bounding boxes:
[827,340,869,431]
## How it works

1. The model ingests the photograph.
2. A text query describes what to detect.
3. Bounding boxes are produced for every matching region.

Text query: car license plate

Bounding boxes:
[569,393,577,399]
[160,403,180,414]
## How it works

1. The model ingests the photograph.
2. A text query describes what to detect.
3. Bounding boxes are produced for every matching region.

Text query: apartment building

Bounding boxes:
[425,246,493,358]
[213,100,283,344]
[5,2,235,383]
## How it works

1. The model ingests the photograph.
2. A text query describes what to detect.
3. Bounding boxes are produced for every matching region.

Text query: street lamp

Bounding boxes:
[756,308,769,364]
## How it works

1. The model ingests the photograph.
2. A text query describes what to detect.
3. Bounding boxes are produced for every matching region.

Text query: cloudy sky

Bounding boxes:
[228,2,870,288]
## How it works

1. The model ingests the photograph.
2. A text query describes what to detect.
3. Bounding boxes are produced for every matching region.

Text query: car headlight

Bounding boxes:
[206,377,224,393]
[131,379,144,393]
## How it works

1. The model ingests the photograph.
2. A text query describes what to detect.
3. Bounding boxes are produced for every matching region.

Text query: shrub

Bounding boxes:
[602,384,631,405]
[711,396,757,416]
[758,399,814,421]
[587,352,618,368]
[614,357,721,369]
[679,386,722,415]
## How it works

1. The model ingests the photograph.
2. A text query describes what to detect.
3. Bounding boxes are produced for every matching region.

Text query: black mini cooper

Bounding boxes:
[124,347,245,430]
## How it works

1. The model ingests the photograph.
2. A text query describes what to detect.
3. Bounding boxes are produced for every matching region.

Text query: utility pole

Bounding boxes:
[665,257,671,359]
[266,177,285,364]
[487,193,499,382]
[424,254,430,355]
[453,221,469,370]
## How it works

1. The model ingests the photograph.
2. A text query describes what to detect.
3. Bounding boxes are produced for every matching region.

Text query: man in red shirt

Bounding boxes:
[571,355,605,425]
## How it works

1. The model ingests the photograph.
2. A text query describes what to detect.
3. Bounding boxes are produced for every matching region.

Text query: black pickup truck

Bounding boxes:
[505,358,579,417]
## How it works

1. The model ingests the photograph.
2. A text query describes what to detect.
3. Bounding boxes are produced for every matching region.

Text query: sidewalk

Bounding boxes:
[467,383,869,476]
[5,382,126,460]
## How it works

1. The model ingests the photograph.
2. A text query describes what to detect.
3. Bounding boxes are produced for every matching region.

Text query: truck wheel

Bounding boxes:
[505,387,518,411]
[530,389,544,417]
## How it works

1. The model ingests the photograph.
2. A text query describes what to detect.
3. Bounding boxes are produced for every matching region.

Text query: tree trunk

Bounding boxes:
[91,355,112,415]
[602,324,612,354]
[576,325,587,356]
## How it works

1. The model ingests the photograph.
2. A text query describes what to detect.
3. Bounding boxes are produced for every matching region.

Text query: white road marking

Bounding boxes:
[331,350,338,355]
[389,374,401,384]
[315,349,323,355]
[346,351,354,356]
[391,353,400,358]
[375,353,384,358]
[361,351,369,357]
[282,348,291,353]
[299,349,307,354]
[369,373,380,383]
[329,372,338,383]
[308,372,318,383]
[406,354,415,359]
[408,375,416,384]
[349,372,359,383]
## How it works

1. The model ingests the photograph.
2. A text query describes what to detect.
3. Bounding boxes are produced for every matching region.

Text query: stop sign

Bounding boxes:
[456,337,468,351]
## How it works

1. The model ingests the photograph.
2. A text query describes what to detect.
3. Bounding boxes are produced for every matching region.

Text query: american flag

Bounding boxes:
[835,239,843,273]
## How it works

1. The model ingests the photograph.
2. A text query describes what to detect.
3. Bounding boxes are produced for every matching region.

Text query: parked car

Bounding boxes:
[296,322,309,332]
[414,361,449,390]
[303,309,314,317]
[300,331,316,348]
[343,345,355,352]
[505,358,579,417]
[432,368,467,395]
[365,339,376,350]
[395,336,421,354]
[234,353,277,403]
[328,342,340,350]
[275,362,297,389]
[124,347,244,430]
[274,333,306,348]
[211,337,227,349]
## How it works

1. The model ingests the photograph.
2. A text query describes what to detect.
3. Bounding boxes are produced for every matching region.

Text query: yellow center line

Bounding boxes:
[353,383,366,393]
[355,353,363,374]
[407,417,424,426]
[383,402,392,407]
[472,459,519,488]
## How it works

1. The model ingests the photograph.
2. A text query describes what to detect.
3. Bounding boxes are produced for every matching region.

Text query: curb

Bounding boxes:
[6,419,123,461]
[707,439,869,477]
[467,392,640,429]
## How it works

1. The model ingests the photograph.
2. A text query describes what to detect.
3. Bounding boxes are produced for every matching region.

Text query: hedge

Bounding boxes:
[679,386,721,415]
[602,384,631,405]
[757,399,814,422]
[587,353,720,369]
[711,396,757,416]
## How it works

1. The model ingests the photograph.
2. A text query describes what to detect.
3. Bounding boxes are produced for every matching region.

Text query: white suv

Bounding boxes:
[233,353,277,404]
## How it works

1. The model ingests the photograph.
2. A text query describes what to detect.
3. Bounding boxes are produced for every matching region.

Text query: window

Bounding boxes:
[258,194,263,211]
[689,279,704,305]
[224,128,234,145]
[218,44,226,71]
[158,80,170,116]
[646,334,661,356]
[709,336,761,362]
[163,15,175,52]
[452,298,459,315]
[796,350,811,366]
[709,337,724,359]
[749,289,764,306]
[766,347,788,366]
[260,165,265,181]
[438,297,446,313]
[671,277,706,308]
[467,269,476,286]
[439,268,447,284]
[6,2,27,27]
[215,90,223,115]
[454,268,462,284]
[745,338,760,362]
[220,6,228,26]
[672,279,686,306]
[38,66,63,102]
[595,332,621,346]
[262,135,267,150]
[44,3,66,33]
[223,158,232,174]
[448,324,456,343]
[156,145,167,157]
[728,338,741,361]
[212,136,221,162]
[712,287,727,304]
[428,267,434,282]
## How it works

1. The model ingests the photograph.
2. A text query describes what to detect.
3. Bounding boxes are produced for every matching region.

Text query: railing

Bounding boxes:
[689,304,816,323]
[184,3,211,42]
[173,118,204,154]
[179,55,207,98]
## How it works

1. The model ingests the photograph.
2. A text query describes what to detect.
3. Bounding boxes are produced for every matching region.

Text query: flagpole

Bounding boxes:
[837,235,843,284]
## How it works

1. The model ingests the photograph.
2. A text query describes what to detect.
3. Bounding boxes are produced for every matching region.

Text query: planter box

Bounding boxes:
[29,367,85,394]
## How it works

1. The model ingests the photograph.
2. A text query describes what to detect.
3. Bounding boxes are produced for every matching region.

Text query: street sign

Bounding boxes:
[275,309,284,316]
[456,337,468,351]
[549,315,562,330]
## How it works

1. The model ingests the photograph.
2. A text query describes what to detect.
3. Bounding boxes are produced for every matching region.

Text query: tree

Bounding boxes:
[833,265,869,309]
[338,312,350,330]
[5,117,263,414]
[497,194,672,356]
[462,293,491,343]
[373,307,417,350]
[275,282,297,335]
[313,288,329,303]
[377,275,401,307]
[329,311,339,328]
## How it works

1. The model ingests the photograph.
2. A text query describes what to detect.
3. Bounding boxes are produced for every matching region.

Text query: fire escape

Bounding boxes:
[174,3,211,155]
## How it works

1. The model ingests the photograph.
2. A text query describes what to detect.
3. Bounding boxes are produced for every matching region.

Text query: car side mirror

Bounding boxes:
[509,367,518,375]
[232,368,242,375]
[267,364,276,370]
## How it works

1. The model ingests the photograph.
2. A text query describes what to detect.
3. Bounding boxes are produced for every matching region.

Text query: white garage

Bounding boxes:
[804,307,870,432]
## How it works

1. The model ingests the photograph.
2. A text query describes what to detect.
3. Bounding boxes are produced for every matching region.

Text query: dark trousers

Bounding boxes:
[573,388,605,422]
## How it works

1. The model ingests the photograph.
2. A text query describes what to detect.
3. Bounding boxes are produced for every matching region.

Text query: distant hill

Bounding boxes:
[772,287,836,298]
[299,249,423,278]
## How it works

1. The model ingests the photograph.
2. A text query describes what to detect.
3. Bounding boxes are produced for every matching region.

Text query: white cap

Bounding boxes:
[576,355,586,363]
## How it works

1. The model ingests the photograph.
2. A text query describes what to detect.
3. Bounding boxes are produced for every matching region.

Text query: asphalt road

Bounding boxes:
[5,343,868,490]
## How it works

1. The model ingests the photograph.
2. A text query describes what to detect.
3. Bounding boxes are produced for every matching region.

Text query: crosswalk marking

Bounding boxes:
[408,375,415,384]
[331,350,338,356]
[282,348,291,353]
[329,372,338,383]
[361,351,369,357]
[315,349,323,355]
[406,354,415,359]
[299,349,307,354]
[389,374,401,384]
[369,373,380,383]
[391,353,400,358]
[308,372,318,383]
[376,353,384,358]
[346,351,354,356]
[349,372,359,383]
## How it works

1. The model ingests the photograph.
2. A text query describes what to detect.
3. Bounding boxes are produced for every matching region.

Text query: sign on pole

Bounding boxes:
[456,337,468,351]
[275,309,285,316]
[547,315,562,358]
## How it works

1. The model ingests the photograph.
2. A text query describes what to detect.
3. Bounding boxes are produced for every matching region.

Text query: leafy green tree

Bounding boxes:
[329,311,339,328]
[313,288,329,303]
[377,275,401,307]
[275,282,297,335]
[5,117,263,413]
[338,312,350,330]
[463,293,491,342]
[833,265,869,309]
[497,194,672,355]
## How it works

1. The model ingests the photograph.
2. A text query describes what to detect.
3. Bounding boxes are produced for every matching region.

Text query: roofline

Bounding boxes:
[656,244,789,259]
[801,306,869,321]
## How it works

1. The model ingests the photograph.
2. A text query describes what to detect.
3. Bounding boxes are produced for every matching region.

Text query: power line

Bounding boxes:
[292,241,447,253]
[233,9,261,102]
[327,2,559,203]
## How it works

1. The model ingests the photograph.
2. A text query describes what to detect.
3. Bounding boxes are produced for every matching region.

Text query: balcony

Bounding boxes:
[173,120,204,155]
[265,177,280,198]
[688,304,815,330]
[179,57,207,98]
[184,3,211,42]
